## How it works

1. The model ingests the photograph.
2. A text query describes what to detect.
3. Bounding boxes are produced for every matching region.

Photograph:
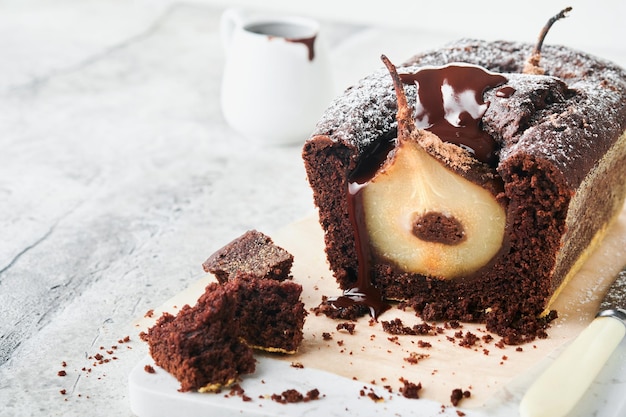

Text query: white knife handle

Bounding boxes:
[519,314,626,417]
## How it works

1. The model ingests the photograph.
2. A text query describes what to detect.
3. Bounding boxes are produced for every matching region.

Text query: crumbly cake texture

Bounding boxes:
[141,282,256,392]
[201,272,307,354]
[302,39,626,343]
[202,230,294,283]
[143,234,306,390]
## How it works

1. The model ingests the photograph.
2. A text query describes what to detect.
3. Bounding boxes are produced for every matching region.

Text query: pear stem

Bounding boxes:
[381,54,414,138]
[523,7,572,75]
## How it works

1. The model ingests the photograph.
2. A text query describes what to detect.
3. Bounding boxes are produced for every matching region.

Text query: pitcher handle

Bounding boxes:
[220,8,245,51]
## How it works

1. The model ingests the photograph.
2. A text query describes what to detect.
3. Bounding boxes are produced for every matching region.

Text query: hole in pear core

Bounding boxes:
[412,212,466,245]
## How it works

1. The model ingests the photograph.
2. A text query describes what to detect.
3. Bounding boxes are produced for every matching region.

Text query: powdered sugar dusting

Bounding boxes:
[311,39,626,189]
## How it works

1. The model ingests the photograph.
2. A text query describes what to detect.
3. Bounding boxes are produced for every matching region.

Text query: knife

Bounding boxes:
[519,267,626,417]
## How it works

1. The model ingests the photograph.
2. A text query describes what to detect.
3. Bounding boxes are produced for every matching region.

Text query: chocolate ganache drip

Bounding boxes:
[400,63,507,166]
[329,64,507,319]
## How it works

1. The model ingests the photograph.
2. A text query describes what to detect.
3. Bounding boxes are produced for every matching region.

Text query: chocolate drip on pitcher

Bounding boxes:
[286,36,316,61]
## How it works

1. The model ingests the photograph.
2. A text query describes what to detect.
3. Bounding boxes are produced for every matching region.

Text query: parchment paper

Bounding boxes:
[137,202,626,408]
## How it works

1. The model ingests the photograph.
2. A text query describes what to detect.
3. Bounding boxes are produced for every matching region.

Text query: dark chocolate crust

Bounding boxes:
[202,230,294,283]
[302,39,626,342]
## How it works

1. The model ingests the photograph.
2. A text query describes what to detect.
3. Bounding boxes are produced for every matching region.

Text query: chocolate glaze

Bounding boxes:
[329,64,507,319]
[400,64,506,166]
[286,36,316,61]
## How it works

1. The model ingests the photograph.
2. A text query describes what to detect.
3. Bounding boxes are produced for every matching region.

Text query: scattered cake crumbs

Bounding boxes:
[417,340,432,348]
[226,384,252,402]
[144,309,154,318]
[144,365,156,374]
[313,296,369,320]
[404,352,429,365]
[270,388,321,404]
[387,336,400,345]
[321,332,332,341]
[458,331,479,348]
[360,387,384,402]
[57,370,67,377]
[381,318,435,336]
[399,377,422,399]
[337,322,356,334]
[290,362,304,369]
[450,388,471,406]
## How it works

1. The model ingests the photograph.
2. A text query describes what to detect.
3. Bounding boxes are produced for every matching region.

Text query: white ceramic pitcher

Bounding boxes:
[220,9,334,145]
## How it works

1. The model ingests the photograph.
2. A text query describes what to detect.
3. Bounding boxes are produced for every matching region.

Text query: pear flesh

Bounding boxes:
[360,136,506,279]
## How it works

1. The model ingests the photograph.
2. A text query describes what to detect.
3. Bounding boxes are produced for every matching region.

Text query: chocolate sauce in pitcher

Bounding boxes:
[328,64,507,319]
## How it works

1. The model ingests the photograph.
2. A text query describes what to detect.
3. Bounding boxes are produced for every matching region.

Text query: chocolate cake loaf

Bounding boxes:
[302,39,626,343]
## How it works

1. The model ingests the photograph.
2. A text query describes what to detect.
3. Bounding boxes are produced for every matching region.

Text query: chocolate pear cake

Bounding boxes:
[302,38,626,343]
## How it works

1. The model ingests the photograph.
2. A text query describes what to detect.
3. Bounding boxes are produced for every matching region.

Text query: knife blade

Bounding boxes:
[519,267,626,417]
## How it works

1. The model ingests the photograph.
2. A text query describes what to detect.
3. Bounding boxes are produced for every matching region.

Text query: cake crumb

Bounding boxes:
[399,377,422,399]
[451,388,471,406]
[458,331,479,348]
[360,387,384,402]
[270,388,321,404]
[417,340,432,348]
[337,322,356,334]
[144,365,156,374]
[404,352,429,364]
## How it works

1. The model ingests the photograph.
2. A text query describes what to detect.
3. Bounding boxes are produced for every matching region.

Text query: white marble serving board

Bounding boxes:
[128,343,626,417]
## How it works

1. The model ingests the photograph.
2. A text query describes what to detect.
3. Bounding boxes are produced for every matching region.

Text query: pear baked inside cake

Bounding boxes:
[302,39,626,343]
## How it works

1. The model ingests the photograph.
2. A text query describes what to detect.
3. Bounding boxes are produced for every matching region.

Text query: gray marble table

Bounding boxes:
[1,1,625,416]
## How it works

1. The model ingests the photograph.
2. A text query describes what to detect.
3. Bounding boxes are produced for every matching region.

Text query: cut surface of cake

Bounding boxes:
[202,230,294,283]
[211,272,307,354]
[302,39,626,343]
[141,282,256,392]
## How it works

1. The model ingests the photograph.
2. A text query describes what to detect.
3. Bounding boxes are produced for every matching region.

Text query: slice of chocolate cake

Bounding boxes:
[202,230,293,283]
[143,232,307,390]
[302,38,626,343]
[141,282,256,392]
